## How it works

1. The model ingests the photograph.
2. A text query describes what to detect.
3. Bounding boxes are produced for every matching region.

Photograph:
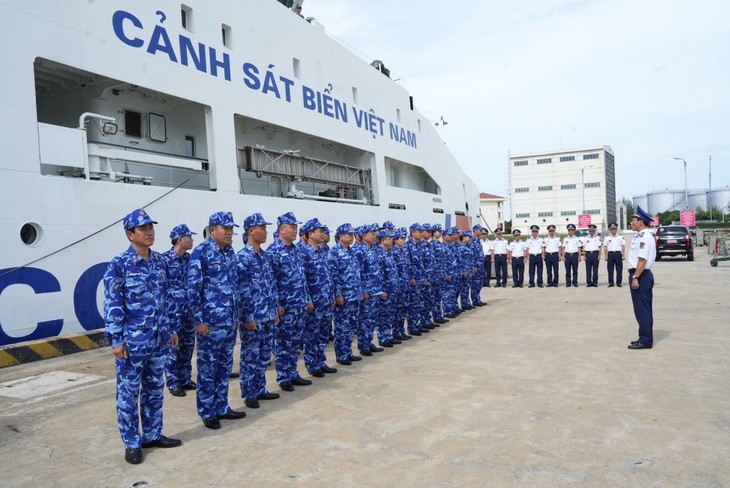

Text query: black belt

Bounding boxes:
[586,251,599,254]
[628,268,636,273]
[546,252,559,255]
[608,250,621,253]
[565,252,578,255]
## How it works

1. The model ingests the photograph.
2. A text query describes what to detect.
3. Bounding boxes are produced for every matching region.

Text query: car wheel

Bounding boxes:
[656,254,662,260]
[687,252,694,262]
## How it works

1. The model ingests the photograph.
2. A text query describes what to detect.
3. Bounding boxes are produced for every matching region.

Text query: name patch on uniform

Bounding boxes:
[640,242,645,249]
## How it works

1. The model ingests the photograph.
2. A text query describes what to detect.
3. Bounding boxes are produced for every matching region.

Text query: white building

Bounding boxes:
[478,192,505,232]
[508,146,616,233]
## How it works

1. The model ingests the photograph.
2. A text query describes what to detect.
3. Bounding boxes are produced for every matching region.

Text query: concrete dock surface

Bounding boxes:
[1,255,729,487]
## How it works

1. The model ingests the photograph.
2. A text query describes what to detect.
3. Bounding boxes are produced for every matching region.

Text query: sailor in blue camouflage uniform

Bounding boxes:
[236,213,282,410]
[267,212,314,391]
[164,224,198,398]
[405,223,429,336]
[300,218,338,378]
[457,230,475,310]
[354,223,386,355]
[429,224,450,322]
[419,224,438,329]
[391,228,412,341]
[328,223,363,365]
[441,227,460,318]
[470,225,486,306]
[104,209,181,465]
[188,211,247,430]
[374,228,400,347]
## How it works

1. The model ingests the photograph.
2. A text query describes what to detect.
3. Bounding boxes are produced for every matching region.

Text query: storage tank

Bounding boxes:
[647,189,685,214]
[707,186,730,211]
[633,194,648,212]
[688,191,707,211]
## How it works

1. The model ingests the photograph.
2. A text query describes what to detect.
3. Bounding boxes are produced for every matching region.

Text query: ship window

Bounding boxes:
[352,86,358,105]
[148,113,166,142]
[433,208,444,214]
[20,222,43,247]
[389,203,406,210]
[417,119,422,133]
[181,5,193,31]
[184,135,195,157]
[222,24,231,47]
[124,110,142,138]
[397,108,401,123]
[293,58,301,79]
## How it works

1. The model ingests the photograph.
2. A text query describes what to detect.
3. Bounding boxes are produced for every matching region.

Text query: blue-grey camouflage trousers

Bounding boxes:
[407,284,426,333]
[459,275,472,308]
[115,329,168,448]
[443,278,458,315]
[239,319,274,401]
[471,268,484,304]
[274,307,306,383]
[333,301,359,361]
[429,279,445,320]
[357,296,381,352]
[377,294,396,344]
[196,323,236,420]
[303,304,334,373]
[393,292,407,338]
[165,319,195,389]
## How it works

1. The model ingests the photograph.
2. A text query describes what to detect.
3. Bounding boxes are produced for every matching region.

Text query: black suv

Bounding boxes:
[655,225,694,261]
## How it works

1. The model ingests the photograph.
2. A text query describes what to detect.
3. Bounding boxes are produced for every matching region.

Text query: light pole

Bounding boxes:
[673,157,689,209]
[580,165,593,215]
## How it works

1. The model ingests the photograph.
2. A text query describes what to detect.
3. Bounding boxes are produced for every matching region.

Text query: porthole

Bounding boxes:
[202,226,210,240]
[20,222,43,247]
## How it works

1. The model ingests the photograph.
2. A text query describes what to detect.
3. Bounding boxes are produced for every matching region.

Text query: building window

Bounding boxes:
[560,155,575,162]
[561,210,576,216]
[538,185,553,191]
[561,183,576,190]
[583,153,599,160]
[538,211,553,217]
[513,160,528,167]
[586,209,601,215]
[537,158,552,164]
[584,182,601,188]
[515,213,530,218]
[515,187,529,193]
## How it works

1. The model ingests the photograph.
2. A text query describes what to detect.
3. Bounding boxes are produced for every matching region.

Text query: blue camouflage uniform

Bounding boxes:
[267,212,312,384]
[328,224,362,362]
[470,227,485,305]
[456,233,474,308]
[300,218,336,374]
[353,223,385,353]
[391,229,410,339]
[441,228,460,316]
[104,209,172,449]
[374,229,398,345]
[420,224,437,326]
[188,212,240,422]
[429,224,447,321]
[164,224,197,392]
[405,224,428,334]
[236,213,279,401]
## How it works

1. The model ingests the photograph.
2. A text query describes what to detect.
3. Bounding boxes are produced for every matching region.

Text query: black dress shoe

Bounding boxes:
[229,371,240,379]
[169,386,186,397]
[379,342,394,348]
[608,284,614,287]
[203,418,221,430]
[291,376,312,386]
[420,328,430,333]
[398,335,412,340]
[244,398,260,409]
[350,355,362,361]
[125,447,143,464]
[565,284,571,287]
[370,346,384,352]
[360,350,373,356]
[538,284,544,288]
[322,365,338,373]
[391,339,402,345]
[142,435,182,449]
[628,342,652,349]
[280,381,294,392]
[434,318,446,324]
[528,284,535,288]
[409,331,422,336]
[444,314,457,318]
[512,284,518,288]
[257,392,280,400]
[617,284,623,287]
[573,283,579,287]
[219,408,247,420]
[181,381,197,390]
[337,359,352,365]
[310,370,325,378]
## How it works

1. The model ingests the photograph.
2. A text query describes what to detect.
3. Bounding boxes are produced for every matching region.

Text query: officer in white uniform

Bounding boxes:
[508,229,527,287]
[480,230,494,287]
[561,224,582,287]
[526,225,545,287]
[627,206,657,349]
[603,222,625,287]
[543,225,561,287]
[582,224,602,287]
[491,228,509,287]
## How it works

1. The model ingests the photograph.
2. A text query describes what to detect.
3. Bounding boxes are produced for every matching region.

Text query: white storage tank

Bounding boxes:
[633,194,648,212]
[688,190,707,211]
[707,186,730,211]
[647,190,685,214]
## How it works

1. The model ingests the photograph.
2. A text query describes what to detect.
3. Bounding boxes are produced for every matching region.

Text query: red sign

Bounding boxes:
[578,214,591,228]
[680,210,696,227]
[650,216,660,227]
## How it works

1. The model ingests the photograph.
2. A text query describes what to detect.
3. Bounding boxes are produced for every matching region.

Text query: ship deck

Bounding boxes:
[1,254,729,487]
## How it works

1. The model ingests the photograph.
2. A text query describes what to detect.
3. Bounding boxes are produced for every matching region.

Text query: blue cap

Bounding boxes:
[209,211,238,227]
[303,218,325,234]
[322,225,331,234]
[547,224,556,231]
[277,211,301,226]
[378,229,394,240]
[472,224,483,231]
[530,225,539,231]
[512,229,521,235]
[335,223,355,240]
[431,223,443,232]
[170,223,196,240]
[608,222,618,229]
[567,223,576,230]
[382,220,395,229]
[123,209,157,231]
[421,223,432,232]
[633,206,652,225]
[409,223,421,232]
[244,212,272,230]
[463,230,474,237]
[588,224,597,229]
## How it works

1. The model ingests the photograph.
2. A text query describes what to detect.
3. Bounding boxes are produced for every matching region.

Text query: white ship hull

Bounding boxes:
[0,1,480,346]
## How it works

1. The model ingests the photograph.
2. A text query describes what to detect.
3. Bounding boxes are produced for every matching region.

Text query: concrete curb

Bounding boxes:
[0,331,109,369]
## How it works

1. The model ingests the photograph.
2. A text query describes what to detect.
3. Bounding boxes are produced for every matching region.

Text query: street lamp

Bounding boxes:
[673,157,689,209]
[580,165,594,215]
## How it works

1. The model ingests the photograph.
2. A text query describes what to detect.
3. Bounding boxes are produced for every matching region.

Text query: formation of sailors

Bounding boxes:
[104,209,489,464]
[479,222,626,288]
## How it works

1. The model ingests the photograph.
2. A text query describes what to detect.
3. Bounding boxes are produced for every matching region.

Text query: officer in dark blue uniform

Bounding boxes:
[104,209,182,464]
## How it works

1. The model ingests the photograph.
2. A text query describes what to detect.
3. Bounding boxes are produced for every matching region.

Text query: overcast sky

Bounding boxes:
[307,0,730,213]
